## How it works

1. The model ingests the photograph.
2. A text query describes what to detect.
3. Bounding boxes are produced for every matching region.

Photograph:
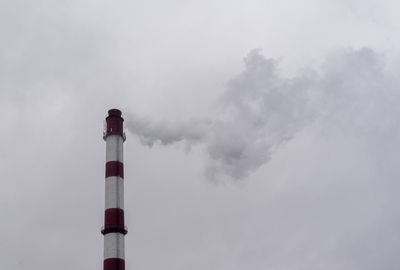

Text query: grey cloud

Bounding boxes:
[127,48,394,180]
[128,115,212,147]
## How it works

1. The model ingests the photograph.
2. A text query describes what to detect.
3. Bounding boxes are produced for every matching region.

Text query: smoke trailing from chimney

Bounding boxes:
[127,47,395,180]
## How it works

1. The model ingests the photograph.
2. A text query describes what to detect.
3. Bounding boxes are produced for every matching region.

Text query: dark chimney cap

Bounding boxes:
[108,109,122,117]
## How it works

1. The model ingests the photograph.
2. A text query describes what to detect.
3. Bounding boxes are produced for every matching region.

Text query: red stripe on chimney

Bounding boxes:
[106,110,124,137]
[104,258,125,270]
[104,208,125,226]
[106,161,124,178]
[103,208,126,235]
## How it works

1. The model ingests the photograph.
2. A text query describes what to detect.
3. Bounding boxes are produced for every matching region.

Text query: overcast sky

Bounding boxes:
[1,0,400,269]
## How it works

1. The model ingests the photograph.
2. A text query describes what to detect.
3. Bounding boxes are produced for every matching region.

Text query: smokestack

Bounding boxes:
[101,109,127,270]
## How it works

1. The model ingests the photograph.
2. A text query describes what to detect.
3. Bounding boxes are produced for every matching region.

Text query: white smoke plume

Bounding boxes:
[127,47,397,180]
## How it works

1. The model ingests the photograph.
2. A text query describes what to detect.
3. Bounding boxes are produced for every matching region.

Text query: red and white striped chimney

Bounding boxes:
[101,109,127,270]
